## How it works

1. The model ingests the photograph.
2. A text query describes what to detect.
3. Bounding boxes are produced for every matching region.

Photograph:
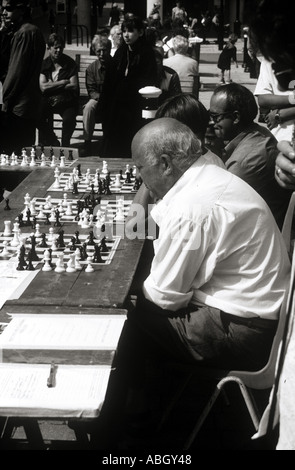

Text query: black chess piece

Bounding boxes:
[16,245,27,270]
[77,164,82,177]
[18,213,25,227]
[54,208,61,227]
[4,199,11,211]
[68,150,73,161]
[72,181,79,195]
[29,235,40,261]
[125,171,131,183]
[39,233,48,248]
[86,230,95,246]
[57,230,65,248]
[68,236,76,251]
[45,213,51,225]
[100,236,109,252]
[25,249,35,270]
[92,244,104,263]
[26,208,32,226]
[81,242,88,260]
[74,230,81,244]
[60,149,65,159]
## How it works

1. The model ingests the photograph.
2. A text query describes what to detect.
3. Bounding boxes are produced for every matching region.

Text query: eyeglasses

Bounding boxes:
[209,112,233,123]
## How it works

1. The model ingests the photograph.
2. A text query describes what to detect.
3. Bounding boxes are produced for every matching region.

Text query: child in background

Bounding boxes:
[217,33,238,84]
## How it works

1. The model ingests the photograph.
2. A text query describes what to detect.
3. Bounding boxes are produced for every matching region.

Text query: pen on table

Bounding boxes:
[47,362,57,388]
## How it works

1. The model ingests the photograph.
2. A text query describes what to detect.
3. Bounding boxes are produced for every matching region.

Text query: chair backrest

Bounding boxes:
[281,191,295,258]
[232,245,295,390]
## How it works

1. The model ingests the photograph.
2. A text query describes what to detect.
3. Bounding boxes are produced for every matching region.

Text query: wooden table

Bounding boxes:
[0,157,147,318]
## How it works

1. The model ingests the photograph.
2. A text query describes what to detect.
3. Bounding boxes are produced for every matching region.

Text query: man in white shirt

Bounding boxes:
[89,117,290,449]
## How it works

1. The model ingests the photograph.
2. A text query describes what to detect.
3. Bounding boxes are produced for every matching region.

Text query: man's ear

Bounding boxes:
[160,154,173,175]
[232,110,240,124]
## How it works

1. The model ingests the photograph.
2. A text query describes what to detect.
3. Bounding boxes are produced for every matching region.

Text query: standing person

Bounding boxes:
[171,1,187,23]
[209,83,293,230]
[89,118,290,449]
[108,3,120,27]
[0,0,46,155]
[98,16,158,158]
[83,34,112,156]
[217,33,238,84]
[38,33,79,147]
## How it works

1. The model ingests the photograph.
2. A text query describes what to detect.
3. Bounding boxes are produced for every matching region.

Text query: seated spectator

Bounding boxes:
[154,48,182,104]
[83,34,112,156]
[108,2,120,27]
[89,118,290,449]
[125,93,225,235]
[109,24,122,56]
[163,35,199,96]
[38,33,79,147]
[209,83,293,229]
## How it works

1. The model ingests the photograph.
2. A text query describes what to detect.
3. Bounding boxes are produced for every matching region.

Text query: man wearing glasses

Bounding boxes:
[209,82,293,230]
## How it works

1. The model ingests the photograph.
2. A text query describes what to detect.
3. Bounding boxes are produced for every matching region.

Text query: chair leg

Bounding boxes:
[183,376,261,450]
[156,372,194,433]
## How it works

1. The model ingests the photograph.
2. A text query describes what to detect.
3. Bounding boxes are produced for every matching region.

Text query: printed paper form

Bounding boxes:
[0,314,126,350]
[0,260,39,309]
[0,363,110,418]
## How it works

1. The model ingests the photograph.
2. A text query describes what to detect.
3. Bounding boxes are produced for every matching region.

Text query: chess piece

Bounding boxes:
[85,256,94,272]
[0,241,10,258]
[42,249,53,271]
[74,248,82,270]
[4,199,11,211]
[25,249,35,270]
[55,252,66,273]
[3,220,12,236]
[66,253,76,272]
[29,234,40,261]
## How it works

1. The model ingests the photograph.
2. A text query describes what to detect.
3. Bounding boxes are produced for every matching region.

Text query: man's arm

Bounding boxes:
[275,141,295,190]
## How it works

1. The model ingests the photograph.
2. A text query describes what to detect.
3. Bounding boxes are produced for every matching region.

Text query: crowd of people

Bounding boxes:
[0,0,295,451]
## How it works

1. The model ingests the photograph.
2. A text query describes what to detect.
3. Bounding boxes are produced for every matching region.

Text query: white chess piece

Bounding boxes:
[3,220,12,237]
[38,204,45,218]
[62,193,68,206]
[53,168,60,189]
[1,240,10,258]
[65,202,73,216]
[29,200,37,216]
[47,227,55,241]
[10,223,21,247]
[60,156,66,168]
[85,256,94,272]
[74,248,82,270]
[40,152,46,166]
[34,223,42,238]
[51,235,59,251]
[55,252,66,272]
[30,148,36,167]
[113,174,122,189]
[66,253,76,272]
[42,249,52,271]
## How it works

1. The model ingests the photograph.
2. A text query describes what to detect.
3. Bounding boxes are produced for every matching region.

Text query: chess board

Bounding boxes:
[0,229,121,267]
[47,171,141,194]
[0,155,77,168]
[17,196,133,225]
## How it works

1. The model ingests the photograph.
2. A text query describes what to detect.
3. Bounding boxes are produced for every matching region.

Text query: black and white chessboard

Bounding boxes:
[0,229,121,267]
[47,171,141,194]
[17,196,132,225]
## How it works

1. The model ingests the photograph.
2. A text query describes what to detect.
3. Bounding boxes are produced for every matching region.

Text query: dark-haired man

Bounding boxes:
[0,0,46,154]
[209,83,292,229]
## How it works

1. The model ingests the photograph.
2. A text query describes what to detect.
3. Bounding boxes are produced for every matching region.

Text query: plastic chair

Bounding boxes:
[158,238,294,450]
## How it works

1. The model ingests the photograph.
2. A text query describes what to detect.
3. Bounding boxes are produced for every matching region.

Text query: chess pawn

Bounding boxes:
[66,253,76,273]
[85,256,94,273]
[62,193,68,206]
[29,200,37,216]
[40,152,46,166]
[60,156,66,168]
[74,248,82,270]
[65,202,73,216]
[113,174,122,189]
[34,223,42,238]
[49,208,56,222]
[53,172,60,189]
[44,195,52,209]
[47,227,55,241]
[30,149,36,166]
[42,249,53,271]
[0,241,10,258]
[3,220,12,236]
[51,155,57,167]
[51,235,59,251]
[10,224,21,247]
[55,252,66,273]
[38,204,45,219]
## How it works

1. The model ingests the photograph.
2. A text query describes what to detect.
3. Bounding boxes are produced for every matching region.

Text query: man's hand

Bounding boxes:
[264,109,279,130]
[275,140,295,189]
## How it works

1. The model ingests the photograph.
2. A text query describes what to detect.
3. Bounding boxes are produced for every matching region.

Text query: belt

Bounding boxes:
[221,311,278,330]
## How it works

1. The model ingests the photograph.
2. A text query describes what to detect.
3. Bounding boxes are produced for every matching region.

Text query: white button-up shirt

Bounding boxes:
[143,156,290,319]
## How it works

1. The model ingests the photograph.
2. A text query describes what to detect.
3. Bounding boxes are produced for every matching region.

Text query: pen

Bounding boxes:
[47,362,57,388]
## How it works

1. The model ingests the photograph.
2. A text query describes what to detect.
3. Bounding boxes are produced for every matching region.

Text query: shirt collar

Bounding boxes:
[225,123,256,158]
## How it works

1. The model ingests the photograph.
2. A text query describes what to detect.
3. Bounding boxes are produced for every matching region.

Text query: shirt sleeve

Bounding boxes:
[143,205,209,311]
[254,59,273,95]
